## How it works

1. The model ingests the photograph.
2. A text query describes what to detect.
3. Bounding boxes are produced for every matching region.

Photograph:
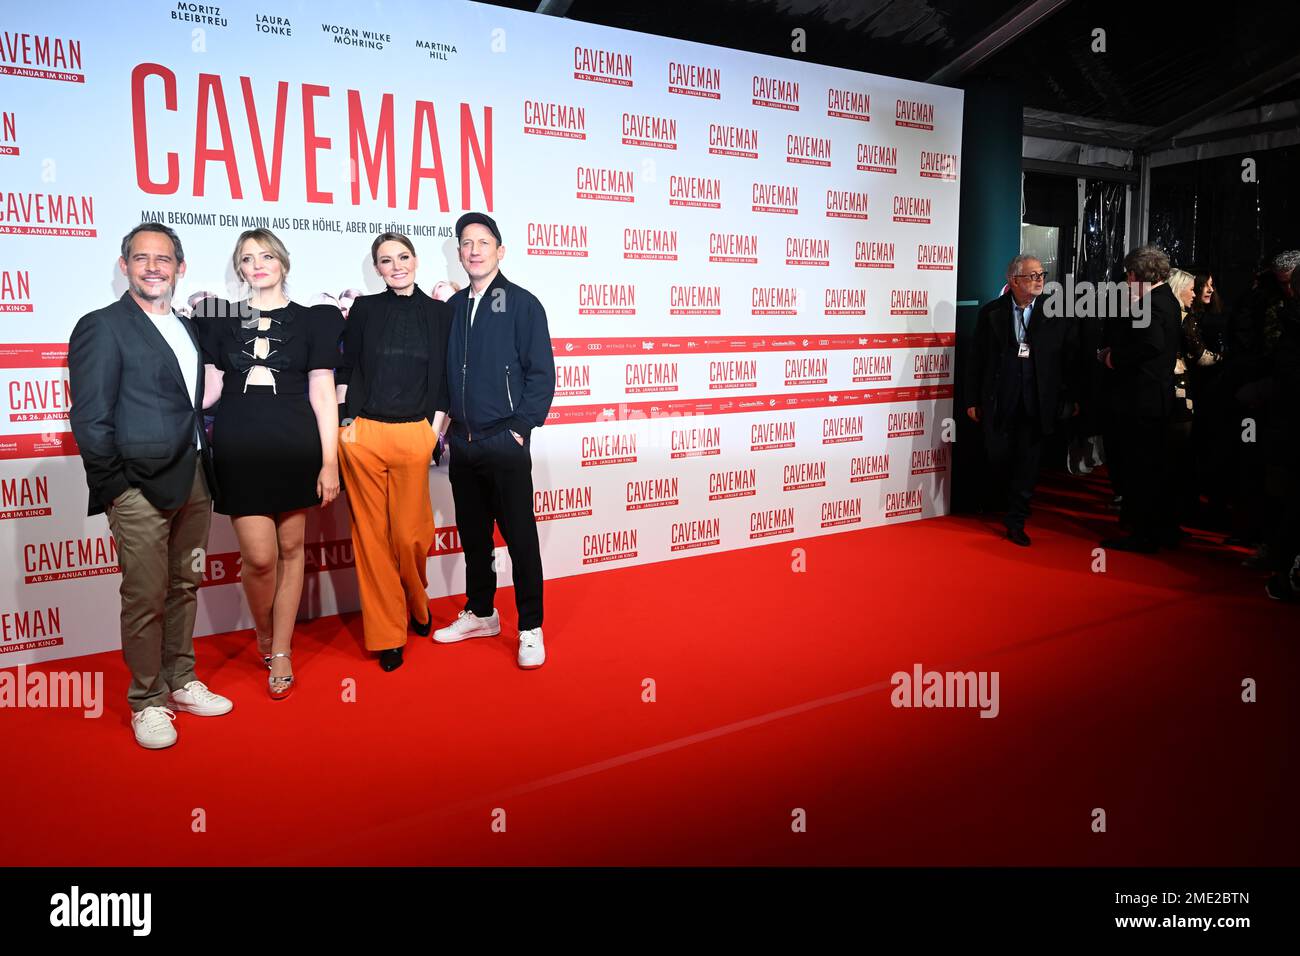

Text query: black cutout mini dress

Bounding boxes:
[195,298,344,516]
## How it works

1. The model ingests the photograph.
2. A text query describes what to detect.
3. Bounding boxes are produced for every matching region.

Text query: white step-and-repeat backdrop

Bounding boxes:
[0,0,962,664]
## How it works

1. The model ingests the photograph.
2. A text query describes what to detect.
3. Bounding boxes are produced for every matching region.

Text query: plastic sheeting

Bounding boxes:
[1076,180,1128,282]
[1021,173,1128,282]
[1149,144,1300,306]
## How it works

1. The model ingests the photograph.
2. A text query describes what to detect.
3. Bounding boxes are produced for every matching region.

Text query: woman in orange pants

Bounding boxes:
[336,232,452,671]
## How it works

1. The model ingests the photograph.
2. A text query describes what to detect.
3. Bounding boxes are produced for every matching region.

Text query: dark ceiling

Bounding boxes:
[478,0,1300,134]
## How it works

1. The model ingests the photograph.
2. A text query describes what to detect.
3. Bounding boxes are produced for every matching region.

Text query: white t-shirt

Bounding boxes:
[149,309,201,446]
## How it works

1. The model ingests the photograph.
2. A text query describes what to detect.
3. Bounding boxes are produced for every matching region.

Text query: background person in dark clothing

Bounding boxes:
[1222,250,1298,555]
[1167,268,1199,524]
[1098,244,1183,553]
[1065,303,1107,478]
[965,255,1079,546]
[1188,271,1229,526]
[436,212,556,669]
[1263,271,1300,601]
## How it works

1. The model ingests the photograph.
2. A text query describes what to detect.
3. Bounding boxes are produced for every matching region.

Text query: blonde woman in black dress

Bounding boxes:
[197,229,343,699]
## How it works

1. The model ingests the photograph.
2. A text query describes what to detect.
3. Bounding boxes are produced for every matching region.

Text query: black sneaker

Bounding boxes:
[1158,527,1186,548]
[1265,575,1297,603]
[1100,535,1159,554]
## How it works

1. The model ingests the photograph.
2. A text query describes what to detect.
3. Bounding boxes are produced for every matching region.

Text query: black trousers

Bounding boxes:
[448,429,544,630]
[985,403,1043,531]
[1166,418,1196,522]
[1266,460,1300,577]
[1112,413,1175,542]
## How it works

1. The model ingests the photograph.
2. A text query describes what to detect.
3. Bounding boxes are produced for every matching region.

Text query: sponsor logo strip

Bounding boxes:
[0,344,68,368]
[546,385,952,425]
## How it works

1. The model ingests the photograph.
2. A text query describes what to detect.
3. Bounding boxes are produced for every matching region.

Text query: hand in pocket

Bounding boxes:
[109,487,138,512]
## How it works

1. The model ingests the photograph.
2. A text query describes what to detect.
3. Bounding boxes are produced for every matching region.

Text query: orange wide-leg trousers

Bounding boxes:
[338,417,436,651]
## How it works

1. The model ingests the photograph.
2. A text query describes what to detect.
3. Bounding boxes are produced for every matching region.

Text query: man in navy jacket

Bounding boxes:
[435,212,556,668]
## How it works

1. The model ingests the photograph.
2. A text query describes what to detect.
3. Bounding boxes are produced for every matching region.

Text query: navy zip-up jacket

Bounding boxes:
[446,270,556,441]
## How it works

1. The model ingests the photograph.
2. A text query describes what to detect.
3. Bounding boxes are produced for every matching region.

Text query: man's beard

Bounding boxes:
[132,277,173,302]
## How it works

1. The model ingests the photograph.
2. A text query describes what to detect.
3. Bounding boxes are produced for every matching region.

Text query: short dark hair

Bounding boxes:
[120,222,184,264]
[370,231,416,265]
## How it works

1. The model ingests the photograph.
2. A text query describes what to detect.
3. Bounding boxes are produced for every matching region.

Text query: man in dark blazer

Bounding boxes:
[1097,244,1183,552]
[965,255,1079,546]
[68,222,231,750]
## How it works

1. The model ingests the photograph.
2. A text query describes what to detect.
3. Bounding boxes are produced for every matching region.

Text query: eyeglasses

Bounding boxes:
[1014,272,1047,281]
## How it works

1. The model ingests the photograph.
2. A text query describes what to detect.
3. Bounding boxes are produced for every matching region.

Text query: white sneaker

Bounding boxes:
[1086,436,1106,469]
[1066,446,1093,476]
[517,627,545,669]
[132,706,178,749]
[168,680,233,716]
[433,609,501,643]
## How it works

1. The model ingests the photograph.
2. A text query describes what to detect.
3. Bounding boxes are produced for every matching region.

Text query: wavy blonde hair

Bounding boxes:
[232,228,291,285]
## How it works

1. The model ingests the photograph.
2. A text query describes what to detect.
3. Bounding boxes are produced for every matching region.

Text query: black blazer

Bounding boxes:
[1105,283,1181,419]
[964,292,1079,435]
[337,286,452,424]
[68,292,215,516]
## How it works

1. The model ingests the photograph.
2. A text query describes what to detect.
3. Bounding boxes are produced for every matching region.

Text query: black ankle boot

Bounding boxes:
[379,647,404,672]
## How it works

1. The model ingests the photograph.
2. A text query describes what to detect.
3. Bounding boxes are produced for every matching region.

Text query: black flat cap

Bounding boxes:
[455,212,502,244]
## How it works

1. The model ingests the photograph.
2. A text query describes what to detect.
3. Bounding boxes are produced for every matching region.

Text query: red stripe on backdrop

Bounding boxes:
[197,529,509,586]
[551,333,954,355]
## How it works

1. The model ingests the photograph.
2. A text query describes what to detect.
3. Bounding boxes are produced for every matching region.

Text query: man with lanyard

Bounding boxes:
[966,255,1078,545]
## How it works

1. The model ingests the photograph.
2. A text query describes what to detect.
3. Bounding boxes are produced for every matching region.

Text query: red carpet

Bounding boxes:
[3,470,1296,866]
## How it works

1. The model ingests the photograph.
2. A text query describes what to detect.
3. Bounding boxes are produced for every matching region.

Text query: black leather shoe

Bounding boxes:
[1100,535,1159,554]
[1158,527,1185,548]
[379,647,404,672]
[410,611,432,638]
[1005,527,1031,547]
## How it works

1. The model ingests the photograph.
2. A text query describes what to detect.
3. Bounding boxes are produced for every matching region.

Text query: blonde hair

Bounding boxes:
[1167,268,1194,307]
[233,228,291,284]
